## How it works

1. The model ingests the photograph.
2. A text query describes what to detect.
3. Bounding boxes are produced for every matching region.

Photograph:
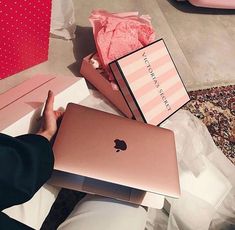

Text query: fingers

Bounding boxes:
[54,109,64,119]
[43,91,64,120]
[44,90,54,114]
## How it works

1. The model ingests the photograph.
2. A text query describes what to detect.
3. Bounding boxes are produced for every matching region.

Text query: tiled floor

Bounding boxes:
[157,0,235,89]
[1,0,234,94]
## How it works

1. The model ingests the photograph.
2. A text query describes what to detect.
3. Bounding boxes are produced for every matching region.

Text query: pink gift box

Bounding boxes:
[110,39,190,125]
[0,75,89,136]
[0,0,52,80]
[80,39,189,125]
[80,54,133,118]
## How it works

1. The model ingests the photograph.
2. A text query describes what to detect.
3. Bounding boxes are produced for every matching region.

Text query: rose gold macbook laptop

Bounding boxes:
[49,103,180,208]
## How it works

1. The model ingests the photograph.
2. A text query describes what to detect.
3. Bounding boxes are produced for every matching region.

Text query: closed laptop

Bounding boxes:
[50,103,180,208]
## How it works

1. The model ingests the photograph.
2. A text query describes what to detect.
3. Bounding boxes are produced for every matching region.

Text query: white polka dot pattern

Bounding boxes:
[0,0,52,79]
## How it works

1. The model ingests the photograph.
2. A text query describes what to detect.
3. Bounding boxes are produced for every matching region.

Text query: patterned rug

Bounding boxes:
[183,84,235,165]
[41,85,235,230]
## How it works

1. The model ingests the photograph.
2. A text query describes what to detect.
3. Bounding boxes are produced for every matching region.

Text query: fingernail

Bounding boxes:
[49,90,52,96]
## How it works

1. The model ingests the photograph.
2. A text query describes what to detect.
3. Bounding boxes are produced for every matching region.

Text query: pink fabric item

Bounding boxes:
[89,10,155,80]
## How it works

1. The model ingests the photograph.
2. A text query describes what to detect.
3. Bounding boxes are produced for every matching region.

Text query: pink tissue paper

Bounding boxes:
[89,10,156,80]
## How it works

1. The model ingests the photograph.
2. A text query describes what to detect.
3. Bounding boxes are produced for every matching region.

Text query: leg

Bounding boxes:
[58,195,147,230]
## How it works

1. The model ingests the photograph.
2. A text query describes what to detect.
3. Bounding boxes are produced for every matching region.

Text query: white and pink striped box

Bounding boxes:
[109,39,190,126]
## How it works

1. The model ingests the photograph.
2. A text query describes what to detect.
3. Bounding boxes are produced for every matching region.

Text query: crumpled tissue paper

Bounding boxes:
[89,10,156,81]
[50,0,76,40]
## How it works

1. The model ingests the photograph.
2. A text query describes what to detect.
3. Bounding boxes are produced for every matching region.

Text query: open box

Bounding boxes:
[80,39,190,125]
[80,54,133,119]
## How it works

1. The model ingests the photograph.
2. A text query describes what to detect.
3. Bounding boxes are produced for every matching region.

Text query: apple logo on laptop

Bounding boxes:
[114,139,127,152]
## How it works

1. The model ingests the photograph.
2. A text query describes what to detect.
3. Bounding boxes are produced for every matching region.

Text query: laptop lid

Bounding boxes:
[53,103,180,198]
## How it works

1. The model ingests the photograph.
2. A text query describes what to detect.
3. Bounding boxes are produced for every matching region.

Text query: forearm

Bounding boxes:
[0,133,54,210]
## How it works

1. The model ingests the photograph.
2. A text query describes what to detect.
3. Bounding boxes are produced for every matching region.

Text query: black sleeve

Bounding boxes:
[0,133,54,229]
[0,212,33,230]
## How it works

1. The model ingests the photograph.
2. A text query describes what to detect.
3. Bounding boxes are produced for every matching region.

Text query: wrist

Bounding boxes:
[36,131,52,141]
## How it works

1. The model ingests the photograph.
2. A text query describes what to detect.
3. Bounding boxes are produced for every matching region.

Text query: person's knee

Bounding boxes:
[58,195,147,230]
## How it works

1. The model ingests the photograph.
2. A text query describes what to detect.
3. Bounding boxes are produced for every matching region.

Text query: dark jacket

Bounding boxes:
[0,133,54,229]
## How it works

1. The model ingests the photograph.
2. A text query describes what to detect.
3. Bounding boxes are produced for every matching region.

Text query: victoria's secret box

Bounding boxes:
[109,39,190,125]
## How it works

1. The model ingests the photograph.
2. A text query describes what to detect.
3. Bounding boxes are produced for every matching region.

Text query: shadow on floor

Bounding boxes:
[67,26,96,77]
[167,0,235,15]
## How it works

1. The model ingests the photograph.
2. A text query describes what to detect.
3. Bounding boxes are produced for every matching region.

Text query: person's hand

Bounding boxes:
[37,90,64,141]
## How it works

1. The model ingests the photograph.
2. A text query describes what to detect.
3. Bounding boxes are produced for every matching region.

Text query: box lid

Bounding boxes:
[110,39,190,125]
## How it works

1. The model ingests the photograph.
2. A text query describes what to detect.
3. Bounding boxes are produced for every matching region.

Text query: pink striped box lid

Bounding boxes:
[109,39,190,126]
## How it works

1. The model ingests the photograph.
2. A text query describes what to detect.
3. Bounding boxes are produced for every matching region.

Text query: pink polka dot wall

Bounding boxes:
[0,0,52,80]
